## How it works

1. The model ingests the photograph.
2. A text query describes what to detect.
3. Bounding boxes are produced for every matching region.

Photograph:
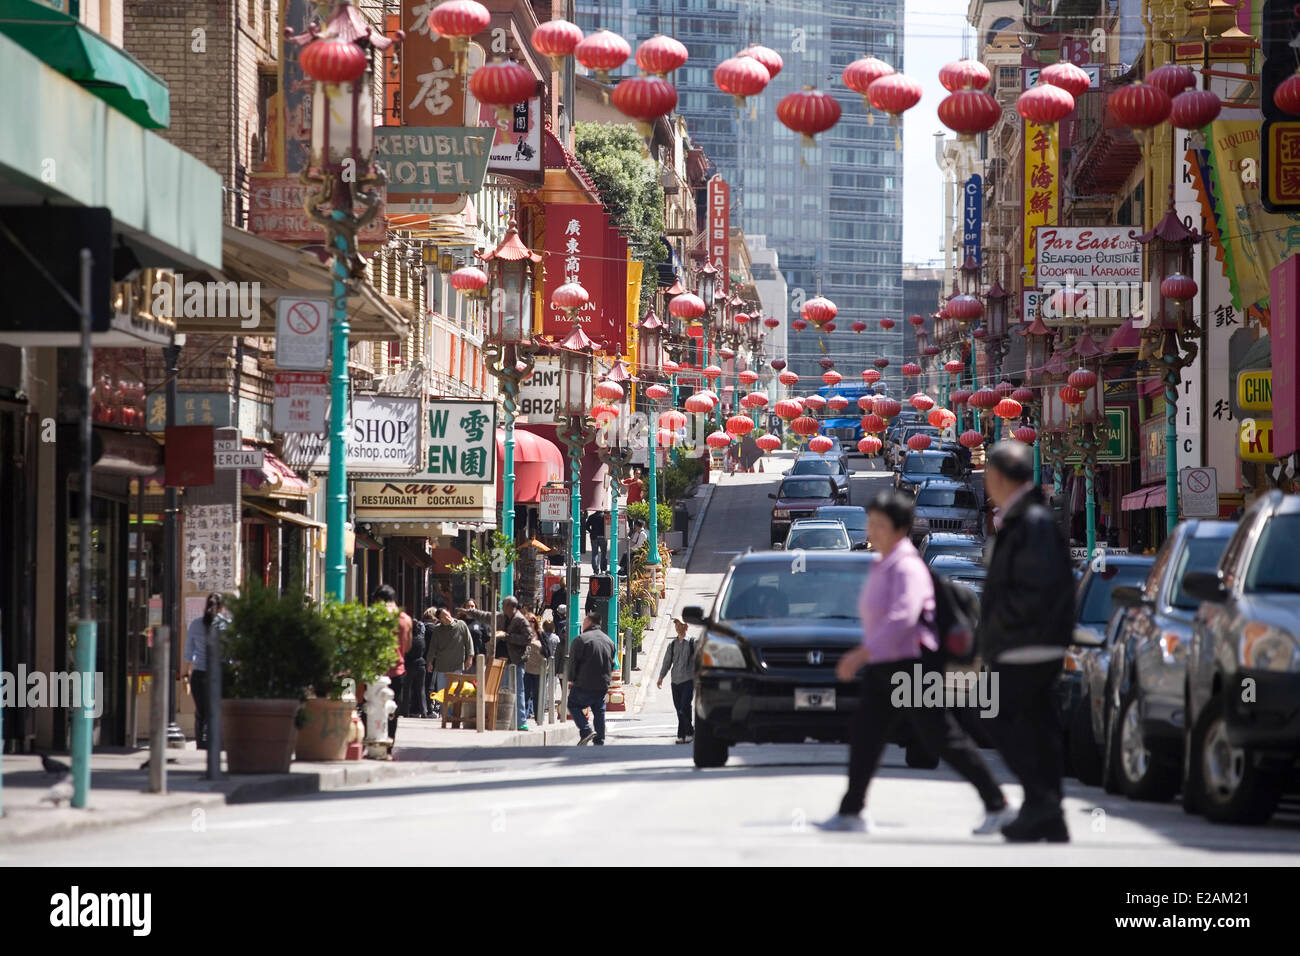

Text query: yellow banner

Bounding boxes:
[1205,120,1300,311]
[626,255,643,410]
[1023,122,1059,287]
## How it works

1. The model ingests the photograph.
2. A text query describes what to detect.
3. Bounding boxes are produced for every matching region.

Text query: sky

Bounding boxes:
[902,1,971,268]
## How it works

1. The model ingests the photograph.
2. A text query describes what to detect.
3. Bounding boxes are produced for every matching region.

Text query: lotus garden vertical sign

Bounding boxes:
[425,399,497,484]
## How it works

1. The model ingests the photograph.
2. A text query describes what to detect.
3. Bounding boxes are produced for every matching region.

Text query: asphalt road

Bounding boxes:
[5,455,1298,866]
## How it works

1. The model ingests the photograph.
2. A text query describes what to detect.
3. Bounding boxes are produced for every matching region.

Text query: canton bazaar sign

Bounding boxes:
[540,204,628,354]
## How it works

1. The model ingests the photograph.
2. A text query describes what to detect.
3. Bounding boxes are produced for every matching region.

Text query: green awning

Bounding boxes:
[0,0,169,129]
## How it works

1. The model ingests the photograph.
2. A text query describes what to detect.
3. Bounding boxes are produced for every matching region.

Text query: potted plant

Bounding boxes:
[221,580,330,773]
[296,600,398,761]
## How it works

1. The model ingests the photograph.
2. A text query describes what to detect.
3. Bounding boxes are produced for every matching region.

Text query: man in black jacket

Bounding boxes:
[977,441,1075,843]
[567,612,615,745]
[583,511,608,574]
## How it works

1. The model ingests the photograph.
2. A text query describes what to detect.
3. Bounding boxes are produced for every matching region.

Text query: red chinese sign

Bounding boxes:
[1022,122,1059,286]
[541,204,627,355]
[1272,254,1299,457]
[1262,120,1300,213]
[248,177,385,244]
[708,175,730,293]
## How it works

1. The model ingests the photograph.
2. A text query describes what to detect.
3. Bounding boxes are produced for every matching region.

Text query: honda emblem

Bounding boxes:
[807,650,823,665]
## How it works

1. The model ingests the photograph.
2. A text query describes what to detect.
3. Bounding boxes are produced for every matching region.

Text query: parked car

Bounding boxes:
[910,478,982,542]
[814,505,869,550]
[1057,552,1156,775]
[927,553,987,597]
[1180,491,1300,824]
[894,449,964,496]
[789,450,851,502]
[1092,520,1238,799]
[919,531,986,565]
[769,476,839,546]
[684,550,969,770]
[783,519,852,552]
[889,424,941,467]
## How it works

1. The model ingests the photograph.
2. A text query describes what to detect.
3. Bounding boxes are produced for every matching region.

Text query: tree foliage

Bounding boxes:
[573,122,666,312]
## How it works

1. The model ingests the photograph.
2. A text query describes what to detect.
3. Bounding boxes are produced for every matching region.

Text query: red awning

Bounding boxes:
[1104,317,1142,352]
[243,449,311,499]
[1121,485,1167,511]
[495,426,565,504]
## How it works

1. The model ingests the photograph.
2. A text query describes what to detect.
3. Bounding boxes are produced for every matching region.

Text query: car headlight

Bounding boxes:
[700,633,748,670]
[773,509,790,519]
[1158,631,1187,665]
[1240,622,1300,672]
[913,515,929,528]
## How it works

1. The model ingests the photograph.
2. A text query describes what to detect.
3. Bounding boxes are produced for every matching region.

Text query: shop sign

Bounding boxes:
[1239,419,1275,462]
[183,503,237,592]
[424,399,497,484]
[1237,371,1273,412]
[353,481,493,522]
[1140,414,1167,486]
[518,356,560,422]
[373,127,493,194]
[148,392,230,432]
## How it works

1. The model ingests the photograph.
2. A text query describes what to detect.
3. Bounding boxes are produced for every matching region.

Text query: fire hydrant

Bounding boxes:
[363,677,397,759]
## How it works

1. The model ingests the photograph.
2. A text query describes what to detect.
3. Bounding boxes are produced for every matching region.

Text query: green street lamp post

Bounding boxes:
[554,326,596,647]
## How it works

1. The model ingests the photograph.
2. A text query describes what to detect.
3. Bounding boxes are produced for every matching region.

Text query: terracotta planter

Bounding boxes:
[222,699,299,773]
[294,698,355,762]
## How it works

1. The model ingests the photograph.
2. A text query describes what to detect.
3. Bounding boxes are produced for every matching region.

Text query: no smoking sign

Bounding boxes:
[1180,466,1218,518]
[275,297,330,370]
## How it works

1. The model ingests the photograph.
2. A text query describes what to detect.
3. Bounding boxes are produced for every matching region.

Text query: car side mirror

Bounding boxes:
[852,541,868,551]
[1071,626,1105,647]
[682,606,706,625]
[1110,585,1149,609]
[1182,570,1227,604]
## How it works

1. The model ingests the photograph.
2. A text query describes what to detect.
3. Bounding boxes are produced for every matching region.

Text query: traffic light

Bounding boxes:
[588,575,613,599]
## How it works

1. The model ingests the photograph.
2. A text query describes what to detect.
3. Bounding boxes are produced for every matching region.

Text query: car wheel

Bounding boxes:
[1181,687,1204,816]
[692,718,729,769]
[1100,683,1125,795]
[1116,684,1178,802]
[1069,687,1103,786]
[1193,694,1281,825]
[905,743,939,769]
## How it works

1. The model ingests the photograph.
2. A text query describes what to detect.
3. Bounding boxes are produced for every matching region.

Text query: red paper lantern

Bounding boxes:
[939,59,991,92]
[792,319,808,332]
[857,396,875,411]
[448,265,488,293]
[703,364,723,381]
[738,369,759,385]
[733,312,752,326]
[574,29,630,83]
[645,383,670,401]
[909,314,926,327]
[612,74,678,125]
[928,408,956,429]
[946,294,983,321]
[1277,72,1300,115]
[668,292,705,320]
[659,409,687,430]
[706,430,732,449]
[656,427,676,448]
[661,359,680,374]
[1067,368,1098,392]
[800,295,838,326]
[770,359,787,371]
[822,322,837,333]
[1058,385,1085,406]
[803,395,827,411]
[959,429,984,449]
[907,433,932,451]
[756,434,782,453]
[719,347,736,361]
[778,370,799,387]
[684,394,714,414]
[1049,286,1088,317]
[950,388,972,406]
[763,316,780,329]
[901,362,922,376]
[880,317,895,330]
[944,360,965,375]
[808,435,835,454]
[1013,425,1037,445]
[867,73,923,124]
[1040,61,1091,98]
[777,86,843,146]
[874,357,890,369]
[774,399,803,419]
[862,369,882,384]
[996,380,1016,397]
[861,413,886,434]
[822,370,842,386]
[738,44,783,80]
[551,280,589,314]
[1011,387,1034,405]
[531,19,584,72]
[470,60,537,124]
[1146,63,1196,97]
[923,345,941,356]
[592,403,619,421]
[909,393,935,412]
[725,414,755,437]
[874,397,902,419]
[1170,89,1221,130]
[858,436,883,455]
[714,55,770,107]
[1017,83,1075,125]
[851,321,868,334]
[791,416,820,437]
[842,55,895,107]
[1160,273,1198,301]
[635,34,688,78]
[1110,81,1171,130]
[300,37,369,83]
[969,387,999,410]
[825,396,847,412]
[973,327,988,340]
[594,380,624,401]
[994,398,1023,419]
[938,89,1002,139]
[746,392,768,408]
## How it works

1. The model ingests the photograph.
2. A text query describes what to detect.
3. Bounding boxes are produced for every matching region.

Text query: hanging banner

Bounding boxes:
[1022,122,1059,287]
[540,203,626,354]
[963,174,982,265]
[708,175,731,293]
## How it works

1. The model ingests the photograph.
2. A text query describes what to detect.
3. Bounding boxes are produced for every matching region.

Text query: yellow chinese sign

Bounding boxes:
[1023,122,1059,287]
[1239,419,1275,462]
[1238,371,1273,412]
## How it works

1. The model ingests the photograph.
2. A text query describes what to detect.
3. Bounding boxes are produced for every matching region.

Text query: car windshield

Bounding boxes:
[787,529,849,550]
[792,459,842,476]
[1244,514,1300,593]
[779,479,834,499]
[820,509,866,530]
[1171,534,1233,608]
[719,562,867,621]
[903,454,955,475]
[916,487,979,510]
[924,541,985,562]
[1079,563,1152,624]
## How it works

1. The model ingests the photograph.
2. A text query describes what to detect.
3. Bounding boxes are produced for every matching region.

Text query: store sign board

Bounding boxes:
[708,175,731,293]
[518,356,560,422]
[424,399,497,484]
[183,503,237,592]
[373,127,493,194]
[1035,226,1142,284]
[354,481,493,522]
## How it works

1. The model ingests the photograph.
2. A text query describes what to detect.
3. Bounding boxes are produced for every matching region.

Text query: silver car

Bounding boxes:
[783,519,852,552]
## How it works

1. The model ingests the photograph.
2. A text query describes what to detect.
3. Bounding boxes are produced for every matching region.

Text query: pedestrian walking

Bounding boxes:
[502,596,536,730]
[584,510,608,573]
[819,490,1009,834]
[425,606,473,715]
[657,618,697,743]
[567,611,615,745]
[523,622,544,721]
[182,593,228,749]
[456,599,491,659]
[371,585,412,748]
[978,441,1075,843]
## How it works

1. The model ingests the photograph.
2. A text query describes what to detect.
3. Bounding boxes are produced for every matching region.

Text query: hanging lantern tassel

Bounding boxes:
[750,98,758,121]
[867,108,874,126]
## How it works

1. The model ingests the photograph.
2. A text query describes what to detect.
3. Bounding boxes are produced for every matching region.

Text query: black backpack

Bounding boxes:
[407,621,427,662]
[925,569,979,663]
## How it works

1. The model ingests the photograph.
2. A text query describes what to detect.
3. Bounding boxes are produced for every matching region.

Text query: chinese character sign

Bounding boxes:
[402,3,466,127]
[184,503,237,593]
[1023,122,1059,287]
[708,175,730,293]
[424,399,497,484]
[541,204,626,354]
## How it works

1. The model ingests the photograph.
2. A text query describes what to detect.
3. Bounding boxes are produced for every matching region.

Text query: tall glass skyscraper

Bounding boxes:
[577,0,905,385]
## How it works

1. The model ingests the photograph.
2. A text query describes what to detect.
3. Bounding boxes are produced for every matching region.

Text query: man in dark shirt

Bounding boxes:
[567,612,615,746]
[583,511,608,573]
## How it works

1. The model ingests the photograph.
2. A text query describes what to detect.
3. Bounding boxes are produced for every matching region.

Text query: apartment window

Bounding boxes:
[256,70,278,165]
